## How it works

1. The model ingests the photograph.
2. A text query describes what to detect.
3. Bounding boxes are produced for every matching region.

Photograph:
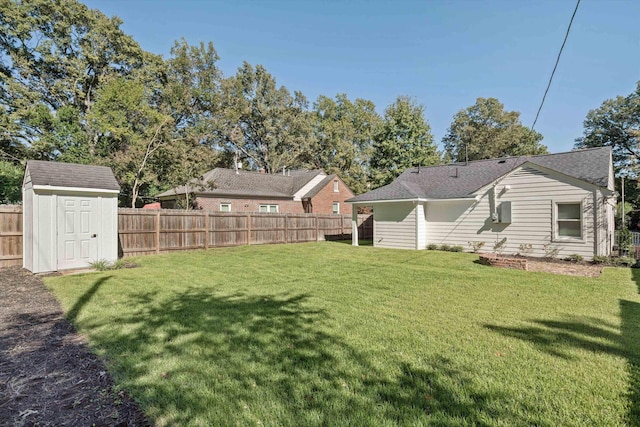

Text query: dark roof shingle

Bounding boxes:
[26,160,120,191]
[348,147,612,203]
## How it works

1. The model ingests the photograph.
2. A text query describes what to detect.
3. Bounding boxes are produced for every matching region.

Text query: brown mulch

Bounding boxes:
[0,267,148,427]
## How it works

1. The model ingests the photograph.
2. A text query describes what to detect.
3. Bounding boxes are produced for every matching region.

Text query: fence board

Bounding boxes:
[0,206,373,266]
[0,206,22,268]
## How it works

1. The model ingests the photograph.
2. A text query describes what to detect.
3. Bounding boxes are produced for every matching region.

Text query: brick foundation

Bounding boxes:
[478,254,528,271]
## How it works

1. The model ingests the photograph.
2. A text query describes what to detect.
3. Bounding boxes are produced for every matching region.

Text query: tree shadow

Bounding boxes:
[75,284,548,425]
[485,272,640,427]
[67,275,112,322]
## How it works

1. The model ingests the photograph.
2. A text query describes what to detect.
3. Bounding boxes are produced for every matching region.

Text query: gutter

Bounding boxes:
[347,195,480,204]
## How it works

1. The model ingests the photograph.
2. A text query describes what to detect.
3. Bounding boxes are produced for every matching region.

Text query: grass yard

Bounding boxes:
[45,242,640,426]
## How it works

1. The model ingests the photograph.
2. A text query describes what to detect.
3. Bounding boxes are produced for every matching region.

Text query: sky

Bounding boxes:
[83,0,640,154]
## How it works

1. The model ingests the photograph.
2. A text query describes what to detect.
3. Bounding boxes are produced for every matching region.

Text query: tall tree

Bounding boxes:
[0,160,23,203]
[575,82,640,175]
[311,94,381,194]
[88,76,172,207]
[0,0,145,160]
[443,97,546,163]
[370,96,440,187]
[221,62,315,173]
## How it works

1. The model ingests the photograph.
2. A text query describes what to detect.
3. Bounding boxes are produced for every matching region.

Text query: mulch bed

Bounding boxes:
[0,267,148,427]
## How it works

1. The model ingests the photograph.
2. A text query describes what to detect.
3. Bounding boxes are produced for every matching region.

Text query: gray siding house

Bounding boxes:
[347,147,616,260]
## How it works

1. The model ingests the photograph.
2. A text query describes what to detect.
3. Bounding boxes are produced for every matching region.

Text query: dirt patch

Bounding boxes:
[0,267,148,426]
[524,258,603,277]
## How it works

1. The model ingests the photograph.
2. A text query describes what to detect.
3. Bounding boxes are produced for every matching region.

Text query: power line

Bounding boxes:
[531,0,581,131]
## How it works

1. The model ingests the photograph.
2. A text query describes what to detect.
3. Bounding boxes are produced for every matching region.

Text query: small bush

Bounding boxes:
[564,254,584,263]
[518,243,533,256]
[468,241,486,253]
[493,237,507,255]
[614,257,636,267]
[592,255,610,265]
[439,244,452,252]
[427,243,439,250]
[450,245,464,252]
[89,259,112,271]
[543,244,560,259]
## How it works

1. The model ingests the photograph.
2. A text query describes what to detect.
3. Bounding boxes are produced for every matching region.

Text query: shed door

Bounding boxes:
[57,196,98,270]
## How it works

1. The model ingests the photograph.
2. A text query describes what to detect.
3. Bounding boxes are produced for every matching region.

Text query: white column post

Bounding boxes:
[352,207,359,246]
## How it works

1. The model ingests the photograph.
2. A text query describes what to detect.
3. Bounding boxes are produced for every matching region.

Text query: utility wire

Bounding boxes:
[531,0,581,131]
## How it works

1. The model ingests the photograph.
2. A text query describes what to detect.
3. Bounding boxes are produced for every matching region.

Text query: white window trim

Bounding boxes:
[259,204,279,213]
[332,202,340,214]
[333,180,339,192]
[220,203,231,212]
[552,200,585,242]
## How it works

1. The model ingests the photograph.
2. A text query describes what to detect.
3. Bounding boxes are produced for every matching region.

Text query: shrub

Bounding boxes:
[493,237,507,255]
[451,245,464,252]
[439,244,452,252]
[468,241,486,253]
[614,257,636,267]
[89,259,112,271]
[543,244,560,259]
[564,254,584,263]
[617,228,634,256]
[427,243,439,250]
[592,255,610,265]
[518,243,533,256]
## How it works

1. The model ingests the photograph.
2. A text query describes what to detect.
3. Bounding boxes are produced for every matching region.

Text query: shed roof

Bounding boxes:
[348,147,612,203]
[156,168,327,199]
[25,160,120,191]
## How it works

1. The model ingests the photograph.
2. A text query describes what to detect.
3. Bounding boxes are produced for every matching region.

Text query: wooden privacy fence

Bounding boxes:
[0,206,22,268]
[0,206,373,266]
[117,209,373,257]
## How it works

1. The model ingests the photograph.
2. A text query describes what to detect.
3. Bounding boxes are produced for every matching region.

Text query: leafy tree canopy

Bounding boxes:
[443,97,547,163]
[370,96,441,188]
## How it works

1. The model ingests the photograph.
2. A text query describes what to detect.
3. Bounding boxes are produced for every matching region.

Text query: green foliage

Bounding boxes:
[468,241,486,253]
[427,243,439,250]
[493,237,507,255]
[575,81,640,177]
[617,228,634,255]
[439,244,452,251]
[450,245,464,252]
[369,96,441,188]
[614,257,636,267]
[564,254,584,263]
[443,98,547,162]
[518,243,533,256]
[311,94,382,194]
[542,244,560,259]
[89,259,112,271]
[45,243,640,426]
[90,258,137,271]
[592,255,611,265]
[0,161,23,203]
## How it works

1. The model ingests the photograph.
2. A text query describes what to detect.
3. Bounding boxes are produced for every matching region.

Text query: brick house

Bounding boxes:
[157,168,355,215]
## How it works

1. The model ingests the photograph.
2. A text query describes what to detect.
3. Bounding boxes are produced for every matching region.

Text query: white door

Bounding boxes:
[57,196,98,270]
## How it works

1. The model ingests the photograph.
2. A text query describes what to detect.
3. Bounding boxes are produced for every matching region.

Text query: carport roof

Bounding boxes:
[26,160,120,191]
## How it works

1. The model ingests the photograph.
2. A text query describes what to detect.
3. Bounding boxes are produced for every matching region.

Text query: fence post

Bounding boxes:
[204,212,209,250]
[315,215,319,241]
[284,213,289,243]
[155,210,160,254]
[247,213,251,245]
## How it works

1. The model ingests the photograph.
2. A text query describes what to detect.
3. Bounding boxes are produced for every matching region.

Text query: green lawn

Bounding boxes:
[45,243,640,426]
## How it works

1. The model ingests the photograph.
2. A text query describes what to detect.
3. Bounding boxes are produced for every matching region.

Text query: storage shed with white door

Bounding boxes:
[23,161,120,273]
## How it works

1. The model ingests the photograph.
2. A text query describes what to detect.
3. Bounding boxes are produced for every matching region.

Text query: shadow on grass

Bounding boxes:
[67,275,111,322]
[485,270,640,426]
[74,280,544,425]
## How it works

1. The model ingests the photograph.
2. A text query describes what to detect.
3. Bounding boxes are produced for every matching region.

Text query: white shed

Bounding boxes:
[23,161,120,273]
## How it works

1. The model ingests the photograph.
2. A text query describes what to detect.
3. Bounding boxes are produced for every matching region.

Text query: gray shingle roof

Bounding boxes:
[156,168,326,199]
[26,160,120,191]
[348,147,612,203]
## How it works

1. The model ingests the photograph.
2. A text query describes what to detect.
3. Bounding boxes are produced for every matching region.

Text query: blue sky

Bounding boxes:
[84,0,640,154]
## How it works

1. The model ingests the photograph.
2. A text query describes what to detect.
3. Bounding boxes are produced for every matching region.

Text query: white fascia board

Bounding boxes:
[348,196,479,205]
[33,185,119,194]
[293,173,327,201]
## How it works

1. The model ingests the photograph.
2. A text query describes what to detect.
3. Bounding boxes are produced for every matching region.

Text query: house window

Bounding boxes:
[220,203,231,212]
[333,180,339,192]
[556,202,582,239]
[332,202,340,214]
[259,204,279,213]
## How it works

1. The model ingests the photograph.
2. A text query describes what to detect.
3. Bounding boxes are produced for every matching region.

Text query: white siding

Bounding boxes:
[373,202,417,249]
[22,173,33,272]
[416,203,427,249]
[425,166,602,259]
